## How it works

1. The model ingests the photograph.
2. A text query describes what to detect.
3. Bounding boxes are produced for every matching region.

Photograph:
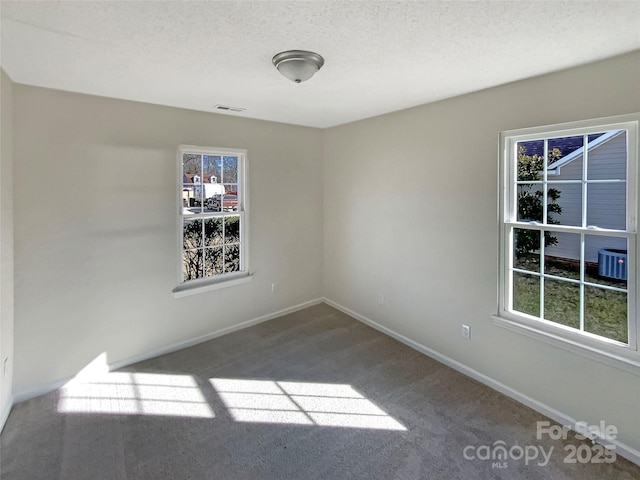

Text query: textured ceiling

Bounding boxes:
[1,1,639,128]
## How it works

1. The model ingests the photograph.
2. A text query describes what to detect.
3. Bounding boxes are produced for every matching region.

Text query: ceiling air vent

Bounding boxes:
[213,104,246,113]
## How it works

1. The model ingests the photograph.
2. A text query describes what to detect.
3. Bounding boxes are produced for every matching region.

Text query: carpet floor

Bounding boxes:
[1,303,638,479]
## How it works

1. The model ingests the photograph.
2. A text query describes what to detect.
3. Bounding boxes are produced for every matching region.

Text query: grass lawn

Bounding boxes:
[513,255,628,344]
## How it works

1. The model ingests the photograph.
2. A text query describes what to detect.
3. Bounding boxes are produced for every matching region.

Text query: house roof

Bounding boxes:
[183,173,219,184]
[547,130,625,174]
[519,134,605,158]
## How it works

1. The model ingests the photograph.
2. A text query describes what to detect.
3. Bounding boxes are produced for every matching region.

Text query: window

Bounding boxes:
[498,114,639,365]
[174,145,248,295]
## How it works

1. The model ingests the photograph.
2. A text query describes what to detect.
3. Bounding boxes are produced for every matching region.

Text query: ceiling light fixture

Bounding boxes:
[272,50,324,83]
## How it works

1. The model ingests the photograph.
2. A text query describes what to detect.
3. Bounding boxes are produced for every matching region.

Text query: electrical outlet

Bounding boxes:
[271,282,277,294]
[461,324,471,339]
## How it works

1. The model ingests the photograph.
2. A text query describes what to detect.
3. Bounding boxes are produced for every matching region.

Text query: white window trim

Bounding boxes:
[172,145,250,298]
[173,274,252,298]
[496,113,640,374]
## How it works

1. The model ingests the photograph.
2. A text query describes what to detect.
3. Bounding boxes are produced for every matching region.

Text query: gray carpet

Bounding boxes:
[1,303,638,479]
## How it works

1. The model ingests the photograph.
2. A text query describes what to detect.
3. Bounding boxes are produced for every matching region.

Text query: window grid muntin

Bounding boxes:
[182,213,243,280]
[503,120,637,350]
[178,146,246,285]
[509,227,630,342]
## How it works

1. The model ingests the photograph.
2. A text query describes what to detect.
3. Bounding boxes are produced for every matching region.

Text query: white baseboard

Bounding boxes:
[11,296,640,467]
[0,396,13,434]
[322,297,640,467]
[13,298,323,404]
[109,298,323,371]
[13,376,74,404]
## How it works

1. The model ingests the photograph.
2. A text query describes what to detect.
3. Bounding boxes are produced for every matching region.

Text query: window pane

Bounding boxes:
[548,156,582,180]
[183,219,202,249]
[205,247,223,276]
[516,141,544,181]
[584,286,627,344]
[204,218,223,246]
[517,184,544,222]
[183,154,202,212]
[223,185,239,211]
[204,195,222,212]
[547,182,581,227]
[222,156,238,184]
[513,228,540,272]
[548,135,584,181]
[183,154,203,213]
[512,272,540,317]
[587,131,627,181]
[202,184,224,212]
[586,183,626,230]
[225,244,240,273]
[544,232,580,280]
[225,193,239,212]
[544,279,580,330]
[585,235,628,287]
[183,154,201,174]
[199,156,224,212]
[203,155,222,184]
[183,249,203,281]
[547,135,584,181]
[224,216,240,244]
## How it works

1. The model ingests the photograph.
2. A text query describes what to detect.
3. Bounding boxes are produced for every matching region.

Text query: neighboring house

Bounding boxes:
[544,130,627,263]
[183,173,221,184]
[182,173,238,211]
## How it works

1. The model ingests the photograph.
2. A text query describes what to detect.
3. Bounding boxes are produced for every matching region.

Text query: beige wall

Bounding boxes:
[12,86,324,397]
[323,52,640,452]
[7,50,640,456]
[0,69,15,426]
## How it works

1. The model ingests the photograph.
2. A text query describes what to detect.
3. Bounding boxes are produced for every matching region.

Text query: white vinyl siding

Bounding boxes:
[546,132,627,262]
[548,232,627,264]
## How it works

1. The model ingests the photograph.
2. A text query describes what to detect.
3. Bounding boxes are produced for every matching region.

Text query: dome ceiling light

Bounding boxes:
[272,50,324,83]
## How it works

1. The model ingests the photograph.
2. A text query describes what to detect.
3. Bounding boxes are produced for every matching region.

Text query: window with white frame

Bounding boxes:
[177,146,247,289]
[498,114,639,360]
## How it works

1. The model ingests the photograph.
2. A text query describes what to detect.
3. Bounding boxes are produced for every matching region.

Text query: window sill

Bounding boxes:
[172,273,252,298]
[492,315,640,376]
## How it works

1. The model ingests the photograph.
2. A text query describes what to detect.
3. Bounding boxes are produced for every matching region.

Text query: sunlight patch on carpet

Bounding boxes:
[210,378,406,430]
[58,372,214,418]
